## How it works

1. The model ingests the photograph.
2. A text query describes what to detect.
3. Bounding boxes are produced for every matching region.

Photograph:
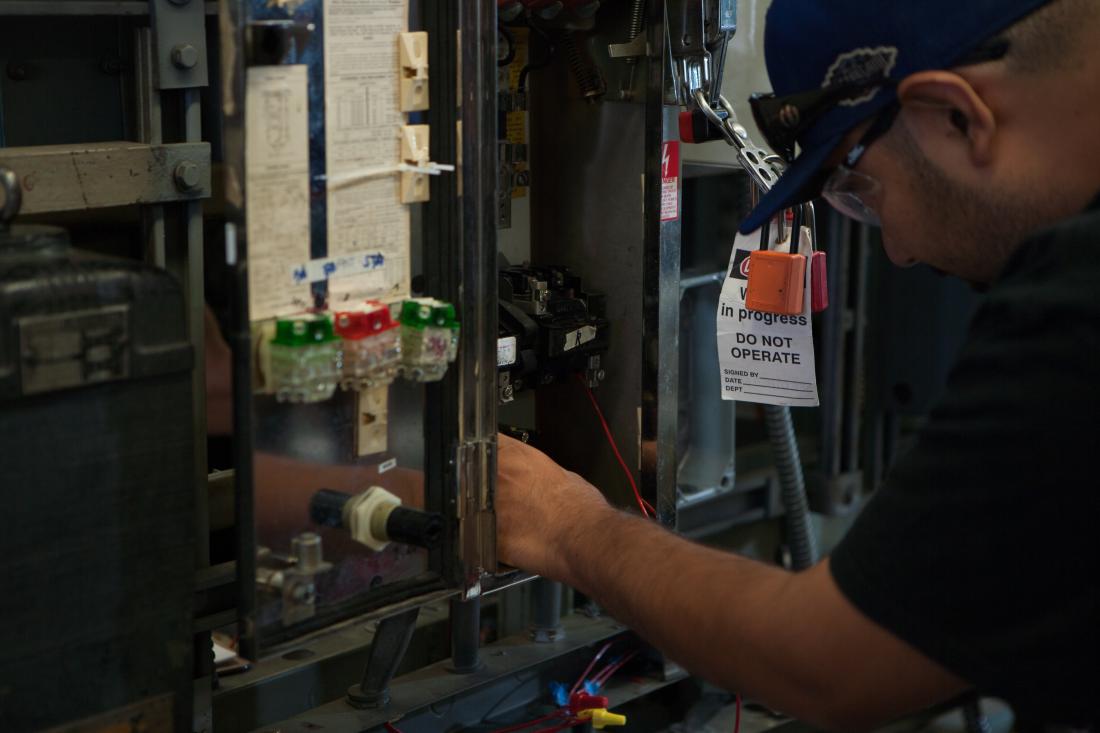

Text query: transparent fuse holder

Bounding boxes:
[269,316,342,403]
[335,302,402,391]
[398,298,460,382]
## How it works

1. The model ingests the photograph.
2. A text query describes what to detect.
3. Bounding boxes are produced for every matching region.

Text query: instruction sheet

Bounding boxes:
[717,228,820,407]
[323,0,411,305]
[245,65,313,320]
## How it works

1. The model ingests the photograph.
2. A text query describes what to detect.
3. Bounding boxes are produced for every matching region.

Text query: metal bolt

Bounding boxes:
[171,44,200,70]
[174,162,201,191]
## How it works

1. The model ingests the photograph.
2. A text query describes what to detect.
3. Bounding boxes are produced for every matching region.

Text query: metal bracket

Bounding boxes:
[667,0,709,104]
[0,142,211,214]
[149,0,209,90]
[347,607,422,709]
[608,33,647,60]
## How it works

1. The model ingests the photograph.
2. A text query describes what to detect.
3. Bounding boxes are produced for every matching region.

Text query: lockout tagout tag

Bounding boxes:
[716,227,820,407]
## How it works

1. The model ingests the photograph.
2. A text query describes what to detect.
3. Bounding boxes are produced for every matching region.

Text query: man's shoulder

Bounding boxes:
[979,202,1100,345]
[999,198,1100,292]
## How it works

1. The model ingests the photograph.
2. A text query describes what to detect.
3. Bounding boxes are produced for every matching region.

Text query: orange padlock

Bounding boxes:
[745,251,807,316]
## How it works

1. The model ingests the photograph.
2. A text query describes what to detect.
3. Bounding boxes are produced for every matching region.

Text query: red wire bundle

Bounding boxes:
[490,642,641,733]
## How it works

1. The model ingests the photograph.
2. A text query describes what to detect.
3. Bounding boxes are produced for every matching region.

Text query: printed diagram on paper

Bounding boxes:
[245,65,313,321]
[323,0,411,305]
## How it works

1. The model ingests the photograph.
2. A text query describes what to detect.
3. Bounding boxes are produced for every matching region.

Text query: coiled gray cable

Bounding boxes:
[764,405,819,571]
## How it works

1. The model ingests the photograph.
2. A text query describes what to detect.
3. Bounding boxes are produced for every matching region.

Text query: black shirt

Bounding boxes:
[830,196,1100,729]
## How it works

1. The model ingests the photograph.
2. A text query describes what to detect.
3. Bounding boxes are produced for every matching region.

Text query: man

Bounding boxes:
[495,0,1099,730]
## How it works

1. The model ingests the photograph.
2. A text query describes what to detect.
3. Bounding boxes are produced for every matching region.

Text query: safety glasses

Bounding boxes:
[820,104,900,226]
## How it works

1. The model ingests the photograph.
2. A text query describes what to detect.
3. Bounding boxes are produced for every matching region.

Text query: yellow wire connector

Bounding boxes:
[578,708,627,729]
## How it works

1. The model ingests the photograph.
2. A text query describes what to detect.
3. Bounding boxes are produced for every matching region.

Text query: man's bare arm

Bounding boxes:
[497,436,968,732]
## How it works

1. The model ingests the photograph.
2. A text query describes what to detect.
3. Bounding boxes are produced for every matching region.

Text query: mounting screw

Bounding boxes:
[174,162,201,192]
[171,44,200,70]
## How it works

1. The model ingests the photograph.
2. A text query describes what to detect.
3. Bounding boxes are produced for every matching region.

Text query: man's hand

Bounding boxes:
[496,434,611,581]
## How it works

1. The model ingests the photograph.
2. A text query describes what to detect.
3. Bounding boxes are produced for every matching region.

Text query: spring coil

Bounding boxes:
[563,32,605,99]
[627,0,645,41]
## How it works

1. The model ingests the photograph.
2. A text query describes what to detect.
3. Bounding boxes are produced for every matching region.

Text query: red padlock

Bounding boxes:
[810,251,829,313]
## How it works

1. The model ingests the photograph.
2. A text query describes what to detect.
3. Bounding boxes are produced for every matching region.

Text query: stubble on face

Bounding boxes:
[882,124,1056,284]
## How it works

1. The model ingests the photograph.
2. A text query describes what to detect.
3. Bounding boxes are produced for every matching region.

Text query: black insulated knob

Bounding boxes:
[385,507,444,550]
[310,489,352,529]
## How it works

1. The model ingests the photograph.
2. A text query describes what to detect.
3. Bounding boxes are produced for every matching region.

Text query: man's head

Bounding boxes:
[742,0,1100,283]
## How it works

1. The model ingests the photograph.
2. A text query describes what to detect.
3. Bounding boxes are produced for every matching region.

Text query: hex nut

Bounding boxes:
[174,162,201,191]
[171,44,200,70]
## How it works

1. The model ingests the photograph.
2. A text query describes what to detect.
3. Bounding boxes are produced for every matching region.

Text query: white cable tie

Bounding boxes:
[324,162,456,190]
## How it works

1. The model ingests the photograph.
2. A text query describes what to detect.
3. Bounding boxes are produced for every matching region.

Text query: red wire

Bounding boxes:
[578,376,654,519]
[488,711,568,733]
[591,649,640,688]
[733,693,742,733]
[383,724,403,733]
[530,719,583,733]
[570,640,615,697]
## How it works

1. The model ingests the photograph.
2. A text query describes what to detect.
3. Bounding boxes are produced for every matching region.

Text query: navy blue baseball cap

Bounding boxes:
[738,0,1052,235]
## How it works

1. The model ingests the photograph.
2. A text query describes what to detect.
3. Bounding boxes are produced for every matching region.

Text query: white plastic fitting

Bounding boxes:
[344,486,403,551]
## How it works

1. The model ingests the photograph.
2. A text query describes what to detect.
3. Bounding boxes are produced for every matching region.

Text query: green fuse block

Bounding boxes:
[270,316,342,403]
[398,298,460,382]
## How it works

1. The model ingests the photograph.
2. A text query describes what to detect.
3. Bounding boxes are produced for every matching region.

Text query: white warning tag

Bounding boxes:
[716,227,820,407]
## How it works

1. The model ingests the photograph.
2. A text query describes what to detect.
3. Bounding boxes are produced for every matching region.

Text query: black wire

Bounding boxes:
[498,23,517,68]
[518,23,557,92]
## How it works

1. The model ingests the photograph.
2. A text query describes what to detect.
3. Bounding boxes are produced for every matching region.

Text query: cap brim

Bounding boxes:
[737,133,843,235]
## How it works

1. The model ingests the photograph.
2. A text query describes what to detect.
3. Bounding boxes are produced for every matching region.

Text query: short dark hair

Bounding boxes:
[994,0,1098,74]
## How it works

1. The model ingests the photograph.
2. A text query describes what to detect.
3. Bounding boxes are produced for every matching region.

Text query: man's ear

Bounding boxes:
[898,71,997,166]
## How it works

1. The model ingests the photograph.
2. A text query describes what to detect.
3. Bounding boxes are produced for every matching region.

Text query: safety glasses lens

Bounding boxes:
[823,167,882,226]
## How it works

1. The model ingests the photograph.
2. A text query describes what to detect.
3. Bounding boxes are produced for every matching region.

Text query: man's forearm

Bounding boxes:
[560,506,824,714]
[557,505,965,731]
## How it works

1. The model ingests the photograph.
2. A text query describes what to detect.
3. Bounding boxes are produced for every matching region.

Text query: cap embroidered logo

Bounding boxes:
[823,46,899,106]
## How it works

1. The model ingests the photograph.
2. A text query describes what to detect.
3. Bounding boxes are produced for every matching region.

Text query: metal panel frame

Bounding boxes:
[0,1,219,15]
[149,0,210,90]
[0,142,210,214]
[214,0,498,654]
[456,0,500,584]
[526,0,679,525]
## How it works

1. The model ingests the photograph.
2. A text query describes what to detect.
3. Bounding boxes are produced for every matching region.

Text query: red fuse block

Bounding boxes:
[745,251,806,316]
[810,251,829,313]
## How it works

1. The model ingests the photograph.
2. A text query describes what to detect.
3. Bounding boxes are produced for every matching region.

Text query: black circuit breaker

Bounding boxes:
[497,265,609,403]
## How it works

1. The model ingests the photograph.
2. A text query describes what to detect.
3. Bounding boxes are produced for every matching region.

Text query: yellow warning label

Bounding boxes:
[504,27,529,199]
